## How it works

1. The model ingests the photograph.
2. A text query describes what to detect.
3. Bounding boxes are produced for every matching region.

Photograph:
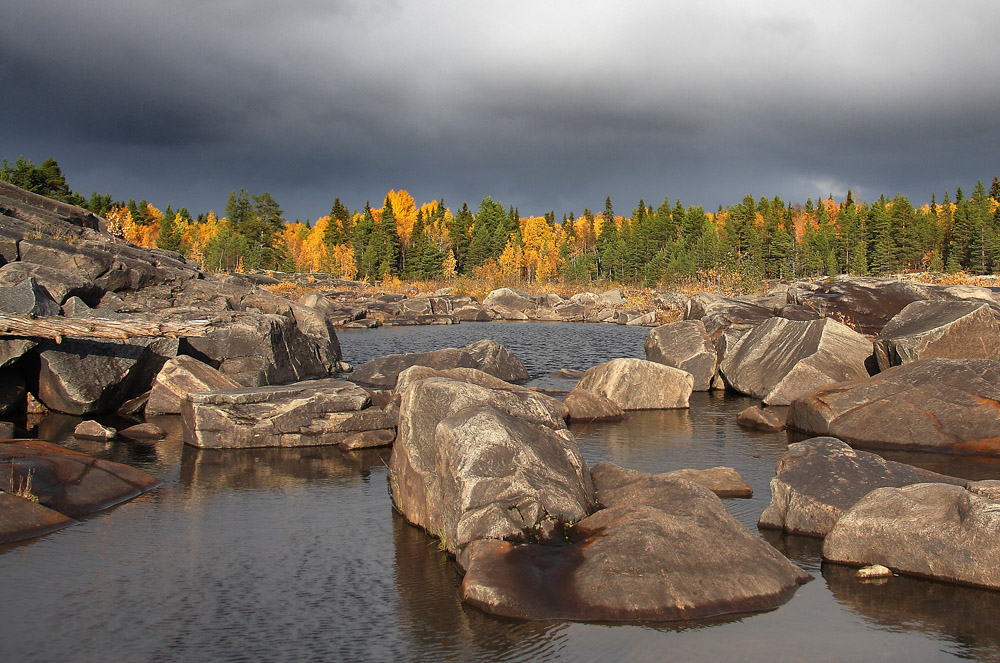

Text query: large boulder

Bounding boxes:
[873,300,1000,371]
[720,317,872,406]
[458,468,807,621]
[576,358,693,409]
[786,278,929,336]
[644,320,718,391]
[758,437,964,537]
[0,491,75,544]
[786,358,1000,455]
[0,439,158,518]
[37,339,149,415]
[823,482,1000,590]
[350,340,528,388]
[147,355,242,415]
[180,378,394,449]
[389,376,589,554]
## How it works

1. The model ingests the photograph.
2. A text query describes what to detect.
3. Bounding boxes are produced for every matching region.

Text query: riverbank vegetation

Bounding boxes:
[4,155,999,294]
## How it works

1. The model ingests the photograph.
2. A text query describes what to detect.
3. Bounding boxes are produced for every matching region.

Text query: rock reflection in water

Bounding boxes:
[180,444,390,492]
[823,563,1000,660]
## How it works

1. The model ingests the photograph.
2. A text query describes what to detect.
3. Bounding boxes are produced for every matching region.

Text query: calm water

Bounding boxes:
[2,322,1000,663]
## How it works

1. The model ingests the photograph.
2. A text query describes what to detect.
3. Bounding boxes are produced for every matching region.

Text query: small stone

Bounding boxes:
[73,420,117,441]
[856,564,893,580]
[736,405,785,432]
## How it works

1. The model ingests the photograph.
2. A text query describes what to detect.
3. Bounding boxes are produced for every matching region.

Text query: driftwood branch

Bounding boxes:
[0,314,212,344]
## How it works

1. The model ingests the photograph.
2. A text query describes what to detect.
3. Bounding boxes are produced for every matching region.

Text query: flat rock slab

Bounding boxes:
[758,437,964,537]
[823,483,1000,590]
[874,300,1000,370]
[786,278,930,336]
[390,376,590,554]
[181,378,398,449]
[720,317,872,406]
[786,358,1000,456]
[350,339,529,388]
[644,320,718,391]
[576,358,693,410]
[459,479,807,621]
[0,439,158,518]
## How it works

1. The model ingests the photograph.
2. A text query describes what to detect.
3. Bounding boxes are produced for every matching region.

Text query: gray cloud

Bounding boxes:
[2,0,998,221]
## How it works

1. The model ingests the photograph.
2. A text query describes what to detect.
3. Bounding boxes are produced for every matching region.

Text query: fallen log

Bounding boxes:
[0,314,212,343]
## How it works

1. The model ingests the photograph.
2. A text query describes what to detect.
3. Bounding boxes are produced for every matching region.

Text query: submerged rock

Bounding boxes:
[0,491,76,544]
[786,358,1000,456]
[0,439,158,518]
[758,437,964,537]
[823,483,1000,590]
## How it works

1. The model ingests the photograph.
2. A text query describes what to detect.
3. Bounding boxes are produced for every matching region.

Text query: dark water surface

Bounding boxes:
[3,322,1000,662]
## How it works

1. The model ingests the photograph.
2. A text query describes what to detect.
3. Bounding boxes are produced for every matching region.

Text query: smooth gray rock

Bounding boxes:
[576,358,693,410]
[786,358,1000,455]
[73,420,117,441]
[645,320,718,391]
[0,262,103,306]
[758,437,964,537]
[483,287,536,311]
[684,292,775,341]
[181,378,389,449]
[823,483,1000,590]
[0,338,37,369]
[720,317,872,406]
[592,461,752,501]
[874,300,1000,370]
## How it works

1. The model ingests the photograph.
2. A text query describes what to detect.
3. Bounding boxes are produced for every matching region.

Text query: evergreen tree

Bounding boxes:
[448,202,474,273]
[352,204,377,279]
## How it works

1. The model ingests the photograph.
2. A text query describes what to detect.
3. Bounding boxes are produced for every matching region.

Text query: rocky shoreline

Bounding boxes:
[3,181,1000,619]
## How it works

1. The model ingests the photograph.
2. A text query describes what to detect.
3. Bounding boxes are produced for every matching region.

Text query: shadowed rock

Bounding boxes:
[576,358,693,410]
[873,300,1000,370]
[0,276,61,316]
[786,278,929,336]
[645,320,718,391]
[0,261,103,305]
[786,358,1000,456]
[684,292,775,341]
[720,317,872,406]
[823,482,1000,590]
[38,339,148,415]
[0,492,76,544]
[0,439,158,518]
[758,437,965,537]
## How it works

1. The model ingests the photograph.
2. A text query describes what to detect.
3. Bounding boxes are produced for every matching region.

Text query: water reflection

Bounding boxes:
[180,444,390,492]
[824,563,1000,661]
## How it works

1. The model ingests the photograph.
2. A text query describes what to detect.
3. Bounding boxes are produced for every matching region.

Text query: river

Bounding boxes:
[2,322,999,662]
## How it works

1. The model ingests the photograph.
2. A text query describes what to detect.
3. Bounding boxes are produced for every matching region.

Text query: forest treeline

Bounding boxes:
[4,155,1000,287]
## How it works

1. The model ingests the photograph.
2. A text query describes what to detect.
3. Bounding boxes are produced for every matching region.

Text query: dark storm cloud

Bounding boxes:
[2,0,998,221]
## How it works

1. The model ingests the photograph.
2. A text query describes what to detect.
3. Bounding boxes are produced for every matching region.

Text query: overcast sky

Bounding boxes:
[2,0,998,221]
